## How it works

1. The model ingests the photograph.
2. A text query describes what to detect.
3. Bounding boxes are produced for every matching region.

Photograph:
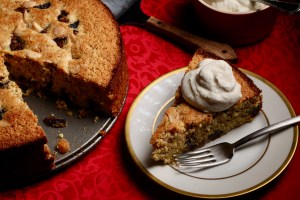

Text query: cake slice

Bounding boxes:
[150,49,262,164]
[0,57,54,180]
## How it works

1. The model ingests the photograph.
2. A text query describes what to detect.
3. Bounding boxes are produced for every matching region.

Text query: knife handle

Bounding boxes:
[145,16,237,62]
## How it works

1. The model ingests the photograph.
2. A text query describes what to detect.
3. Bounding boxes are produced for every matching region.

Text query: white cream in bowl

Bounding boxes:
[203,0,266,13]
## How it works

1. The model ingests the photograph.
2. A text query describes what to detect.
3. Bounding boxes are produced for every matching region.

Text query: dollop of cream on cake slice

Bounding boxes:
[181,58,242,112]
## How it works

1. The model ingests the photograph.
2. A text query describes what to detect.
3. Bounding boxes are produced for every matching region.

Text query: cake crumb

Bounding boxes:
[23,88,33,96]
[78,109,89,118]
[93,116,100,123]
[66,111,73,116]
[36,92,43,98]
[43,115,67,128]
[99,130,106,136]
[56,138,70,154]
[56,99,68,110]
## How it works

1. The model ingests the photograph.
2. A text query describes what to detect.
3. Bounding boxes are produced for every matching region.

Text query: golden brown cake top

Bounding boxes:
[0,0,121,87]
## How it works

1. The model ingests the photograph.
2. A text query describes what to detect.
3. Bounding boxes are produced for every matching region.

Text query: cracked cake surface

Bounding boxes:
[0,0,128,180]
[150,49,262,164]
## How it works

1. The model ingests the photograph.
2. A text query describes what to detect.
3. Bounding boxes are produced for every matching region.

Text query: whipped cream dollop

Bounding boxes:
[203,0,266,13]
[181,59,242,112]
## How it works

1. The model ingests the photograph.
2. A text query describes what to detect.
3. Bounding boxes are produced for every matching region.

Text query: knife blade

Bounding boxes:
[102,0,237,62]
[102,0,139,19]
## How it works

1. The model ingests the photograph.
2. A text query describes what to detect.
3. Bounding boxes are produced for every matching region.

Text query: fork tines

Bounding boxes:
[174,148,217,167]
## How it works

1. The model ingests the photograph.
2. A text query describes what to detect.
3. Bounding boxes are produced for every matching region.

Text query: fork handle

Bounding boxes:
[233,115,300,148]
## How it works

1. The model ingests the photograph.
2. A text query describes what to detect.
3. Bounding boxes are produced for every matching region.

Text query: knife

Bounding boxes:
[102,0,237,62]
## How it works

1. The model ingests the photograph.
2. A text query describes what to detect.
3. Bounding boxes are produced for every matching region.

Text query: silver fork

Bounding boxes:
[254,0,300,14]
[174,115,300,168]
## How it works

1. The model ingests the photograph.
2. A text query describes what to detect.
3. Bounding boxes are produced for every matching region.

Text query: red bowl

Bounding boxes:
[193,0,279,46]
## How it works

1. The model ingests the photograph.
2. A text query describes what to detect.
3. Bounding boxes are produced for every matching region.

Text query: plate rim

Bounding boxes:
[125,67,298,198]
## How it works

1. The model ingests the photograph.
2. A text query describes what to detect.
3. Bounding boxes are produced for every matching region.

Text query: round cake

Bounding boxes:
[0,0,128,180]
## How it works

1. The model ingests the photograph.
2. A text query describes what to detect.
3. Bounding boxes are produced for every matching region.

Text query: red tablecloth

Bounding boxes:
[1,0,300,199]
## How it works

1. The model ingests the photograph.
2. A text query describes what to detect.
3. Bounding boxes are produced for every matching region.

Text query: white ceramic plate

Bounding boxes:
[125,67,298,198]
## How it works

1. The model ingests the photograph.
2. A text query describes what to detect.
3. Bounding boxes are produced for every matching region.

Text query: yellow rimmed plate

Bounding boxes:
[125,67,298,198]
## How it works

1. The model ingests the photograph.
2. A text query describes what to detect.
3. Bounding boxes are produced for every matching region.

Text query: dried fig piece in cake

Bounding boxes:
[69,20,80,29]
[41,24,51,33]
[10,34,25,51]
[0,79,9,89]
[33,2,51,9]
[57,10,69,23]
[73,30,79,35]
[53,36,68,48]
[68,20,80,35]
[0,107,7,120]
[15,6,28,14]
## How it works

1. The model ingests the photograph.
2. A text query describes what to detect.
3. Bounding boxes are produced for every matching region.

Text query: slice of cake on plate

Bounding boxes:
[150,49,262,164]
